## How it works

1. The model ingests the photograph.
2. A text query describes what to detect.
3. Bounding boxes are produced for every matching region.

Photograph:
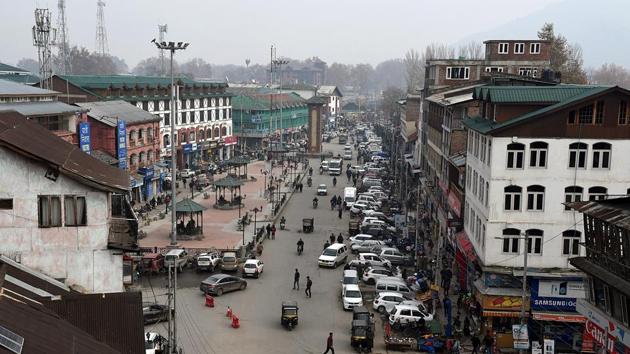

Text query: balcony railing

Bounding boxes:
[108,194,139,251]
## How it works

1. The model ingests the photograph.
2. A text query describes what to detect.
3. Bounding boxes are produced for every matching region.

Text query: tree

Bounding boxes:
[458,41,484,60]
[381,86,404,121]
[15,58,39,73]
[63,46,119,75]
[133,57,178,76]
[325,63,352,86]
[374,59,405,91]
[538,23,586,84]
[110,55,129,74]
[179,58,212,79]
[424,43,455,60]
[404,49,424,92]
[351,63,375,93]
[590,63,630,89]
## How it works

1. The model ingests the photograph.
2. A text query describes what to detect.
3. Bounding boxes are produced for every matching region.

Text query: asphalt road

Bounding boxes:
[145,140,387,354]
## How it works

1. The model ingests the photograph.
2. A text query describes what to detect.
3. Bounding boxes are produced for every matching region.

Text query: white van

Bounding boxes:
[375,277,413,297]
[344,187,357,209]
[318,243,349,268]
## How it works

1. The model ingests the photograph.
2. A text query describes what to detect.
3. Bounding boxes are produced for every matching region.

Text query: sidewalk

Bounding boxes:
[138,160,304,250]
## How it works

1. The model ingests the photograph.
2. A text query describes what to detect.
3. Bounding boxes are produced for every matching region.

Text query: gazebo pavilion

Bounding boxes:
[212,175,245,210]
[225,155,251,181]
[175,198,207,237]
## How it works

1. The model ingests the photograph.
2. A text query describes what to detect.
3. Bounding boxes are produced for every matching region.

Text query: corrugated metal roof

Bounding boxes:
[0,62,28,73]
[317,85,343,97]
[474,85,605,103]
[60,74,227,90]
[0,73,40,85]
[567,198,630,230]
[75,100,160,127]
[0,78,57,96]
[0,110,129,192]
[231,92,307,111]
[0,101,80,116]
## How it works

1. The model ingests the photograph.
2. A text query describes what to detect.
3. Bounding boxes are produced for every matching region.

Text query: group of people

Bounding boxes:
[324,233,345,249]
[264,223,277,240]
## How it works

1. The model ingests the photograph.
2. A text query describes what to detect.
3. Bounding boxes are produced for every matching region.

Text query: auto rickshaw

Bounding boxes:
[281,301,298,330]
[141,253,165,274]
[351,319,373,352]
[352,306,375,335]
[302,218,314,233]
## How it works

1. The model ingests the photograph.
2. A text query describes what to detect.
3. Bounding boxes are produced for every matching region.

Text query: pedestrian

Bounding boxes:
[463,316,471,337]
[443,296,452,318]
[457,293,463,310]
[338,205,342,219]
[471,335,481,354]
[337,233,344,244]
[266,224,271,238]
[271,224,277,239]
[293,269,300,290]
[329,233,336,245]
[305,276,312,298]
[482,332,494,354]
[441,267,452,294]
[322,332,334,354]
[299,183,303,192]
[324,240,330,249]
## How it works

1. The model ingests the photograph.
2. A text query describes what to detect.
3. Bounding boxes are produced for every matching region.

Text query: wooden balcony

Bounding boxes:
[108,195,139,251]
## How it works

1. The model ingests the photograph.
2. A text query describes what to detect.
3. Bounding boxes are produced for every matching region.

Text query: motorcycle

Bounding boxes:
[308,167,313,176]
[313,199,318,208]
[280,217,286,230]
[297,244,303,255]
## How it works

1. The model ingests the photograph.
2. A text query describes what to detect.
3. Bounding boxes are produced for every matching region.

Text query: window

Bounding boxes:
[147,128,153,142]
[147,150,153,162]
[588,186,607,201]
[446,67,470,80]
[595,101,605,124]
[527,185,545,211]
[518,67,538,77]
[189,131,195,142]
[569,142,587,168]
[529,141,548,168]
[139,151,145,163]
[564,186,583,210]
[562,230,581,256]
[530,43,541,54]
[479,178,485,204]
[504,185,522,211]
[568,110,576,124]
[130,153,138,166]
[485,67,504,73]
[619,101,628,125]
[502,228,521,254]
[506,143,525,169]
[514,43,525,54]
[485,182,489,207]
[526,229,543,255]
[592,142,611,169]
[498,43,509,54]
[38,195,62,227]
[199,129,205,140]
[0,198,13,210]
[579,104,594,124]
[64,196,87,226]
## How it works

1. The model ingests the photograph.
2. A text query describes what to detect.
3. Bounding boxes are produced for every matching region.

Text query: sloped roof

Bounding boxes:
[317,85,343,97]
[0,110,129,192]
[473,85,603,104]
[0,62,28,73]
[212,175,244,188]
[566,198,630,230]
[0,101,81,117]
[60,74,227,90]
[464,85,616,134]
[225,155,251,166]
[0,78,57,96]
[231,92,306,111]
[175,198,208,213]
[0,73,40,85]
[76,100,161,127]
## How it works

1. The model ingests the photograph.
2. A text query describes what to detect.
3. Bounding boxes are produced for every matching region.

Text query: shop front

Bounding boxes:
[454,231,478,292]
[138,167,155,201]
[182,143,199,169]
[130,175,144,205]
[224,135,237,160]
[577,299,630,354]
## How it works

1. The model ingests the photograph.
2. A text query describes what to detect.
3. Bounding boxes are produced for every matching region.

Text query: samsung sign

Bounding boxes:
[531,279,585,312]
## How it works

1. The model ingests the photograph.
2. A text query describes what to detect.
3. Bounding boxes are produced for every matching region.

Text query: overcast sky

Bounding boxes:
[1,0,563,68]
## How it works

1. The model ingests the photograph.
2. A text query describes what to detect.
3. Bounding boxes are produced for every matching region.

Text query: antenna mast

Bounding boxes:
[158,24,168,75]
[32,8,57,89]
[95,0,109,55]
[57,0,71,74]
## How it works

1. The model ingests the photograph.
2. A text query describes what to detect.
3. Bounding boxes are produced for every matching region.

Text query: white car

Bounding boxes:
[350,202,375,215]
[349,234,374,245]
[357,195,382,208]
[242,259,264,278]
[372,292,429,314]
[389,304,434,325]
[362,210,386,218]
[180,169,194,178]
[362,266,394,285]
[341,269,359,292]
[357,253,391,268]
[342,284,363,310]
[350,165,366,174]
[352,240,386,254]
[317,184,328,195]
[195,252,221,272]
[361,217,386,229]
[321,161,330,171]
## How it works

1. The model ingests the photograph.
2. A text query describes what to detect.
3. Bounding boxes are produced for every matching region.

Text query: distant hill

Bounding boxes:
[458,0,630,69]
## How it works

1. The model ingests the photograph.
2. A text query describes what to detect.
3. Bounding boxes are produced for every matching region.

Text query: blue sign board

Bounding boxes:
[78,122,91,155]
[183,143,193,154]
[251,114,263,124]
[116,120,128,169]
[530,279,583,312]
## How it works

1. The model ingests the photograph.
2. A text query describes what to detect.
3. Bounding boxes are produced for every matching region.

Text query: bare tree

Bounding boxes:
[15,58,39,73]
[404,49,424,92]
[133,57,179,76]
[458,41,484,59]
[179,58,212,79]
[590,63,630,89]
[425,43,455,60]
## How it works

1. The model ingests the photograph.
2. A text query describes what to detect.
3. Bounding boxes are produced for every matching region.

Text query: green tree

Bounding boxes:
[538,23,587,84]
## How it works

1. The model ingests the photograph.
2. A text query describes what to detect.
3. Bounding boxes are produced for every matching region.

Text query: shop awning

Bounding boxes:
[483,310,527,318]
[456,231,477,262]
[532,312,585,323]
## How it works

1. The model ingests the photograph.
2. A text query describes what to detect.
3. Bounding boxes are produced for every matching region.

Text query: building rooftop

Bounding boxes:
[317,85,343,97]
[0,62,28,73]
[231,92,306,111]
[0,110,129,192]
[0,72,40,85]
[75,100,161,127]
[0,101,82,117]
[0,78,57,96]
[59,74,228,90]
[473,85,602,104]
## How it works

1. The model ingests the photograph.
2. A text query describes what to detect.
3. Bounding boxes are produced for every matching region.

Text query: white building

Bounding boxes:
[316,85,343,117]
[463,85,630,270]
[0,110,135,293]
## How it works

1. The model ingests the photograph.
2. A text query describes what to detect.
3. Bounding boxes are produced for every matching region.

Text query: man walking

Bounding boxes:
[323,332,334,354]
[305,276,312,298]
[293,269,300,290]
[471,334,481,354]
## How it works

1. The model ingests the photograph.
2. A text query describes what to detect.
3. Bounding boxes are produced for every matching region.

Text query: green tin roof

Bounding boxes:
[231,92,306,111]
[175,198,207,213]
[212,175,244,188]
[0,73,40,85]
[473,85,604,104]
[59,74,227,90]
[465,85,615,134]
[0,62,28,73]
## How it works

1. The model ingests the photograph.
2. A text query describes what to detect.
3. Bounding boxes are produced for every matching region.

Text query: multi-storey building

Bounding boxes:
[316,85,343,117]
[568,198,630,354]
[461,84,630,351]
[276,57,327,86]
[49,75,234,168]
[0,110,137,293]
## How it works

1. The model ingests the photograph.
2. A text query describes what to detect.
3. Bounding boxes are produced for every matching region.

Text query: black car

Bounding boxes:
[143,303,173,325]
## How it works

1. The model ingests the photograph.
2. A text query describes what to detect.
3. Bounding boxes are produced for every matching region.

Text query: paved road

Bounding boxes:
[145,140,387,354]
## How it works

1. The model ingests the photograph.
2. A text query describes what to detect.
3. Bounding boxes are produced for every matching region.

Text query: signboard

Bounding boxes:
[251,114,262,124]
[512,324,530,350]
[224,136,237,145]
[483,295,525,311]
[447,189,462,218]
[183,143,193,154]
[582,330,596,353]
[78,122,91,154]
[543,339,555,354]
[531,279,585,312]
[578,299,630,353]
[117,120,127,169]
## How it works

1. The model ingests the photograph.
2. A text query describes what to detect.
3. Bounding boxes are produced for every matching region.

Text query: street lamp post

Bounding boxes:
[273,58,289,146]
[252,207,260,241]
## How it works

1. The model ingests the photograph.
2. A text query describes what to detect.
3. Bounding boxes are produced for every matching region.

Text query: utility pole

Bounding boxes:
[269,45,276,144]
[158,24,168,75]
[95,0,109,55]
[56,0,70,74]
[32,8,56,90]
[273,57,289,146]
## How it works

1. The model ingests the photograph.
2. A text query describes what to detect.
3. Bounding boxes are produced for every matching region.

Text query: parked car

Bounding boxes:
[220,252,239,272]
[317,184,328,196]
[341,269,359,292]
[372,291,408,314]
[379,247,413,266]
[200,274,247,296]
[351,240,386,254]
[350,202,375,215]
[180,169,195,178]
[361,266,394,285]
[318,243,349,268]
[242,259,264,278]
[342,284,364,310]
[388,304,433,326]
[349,234,374,245]
[143,303,173,325]
[357,252,391,268]
[195,252,221,272]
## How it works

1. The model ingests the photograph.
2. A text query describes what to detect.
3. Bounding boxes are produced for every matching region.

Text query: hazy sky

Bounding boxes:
[1,0,563,68]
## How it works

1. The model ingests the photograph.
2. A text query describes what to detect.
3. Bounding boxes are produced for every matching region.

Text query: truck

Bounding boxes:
[328,159,342,176]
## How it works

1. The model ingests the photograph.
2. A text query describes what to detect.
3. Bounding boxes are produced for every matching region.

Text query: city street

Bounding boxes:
[145,140,386,354]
